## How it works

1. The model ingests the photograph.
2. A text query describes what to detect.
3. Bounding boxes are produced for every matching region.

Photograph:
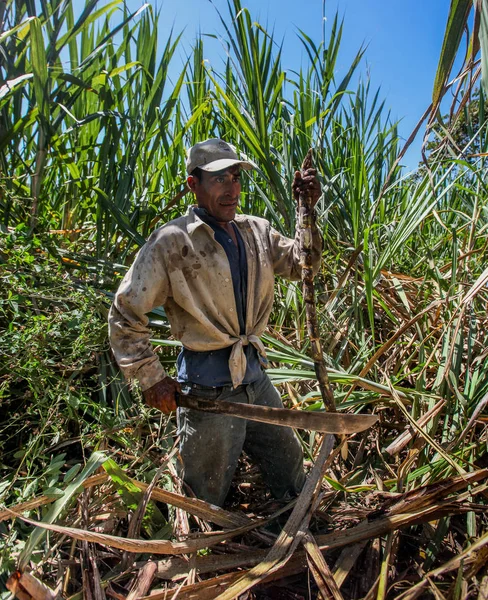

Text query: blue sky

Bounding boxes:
[127,0,451,169]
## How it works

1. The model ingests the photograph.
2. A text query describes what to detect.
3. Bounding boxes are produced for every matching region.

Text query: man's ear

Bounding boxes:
[187,175,197,193]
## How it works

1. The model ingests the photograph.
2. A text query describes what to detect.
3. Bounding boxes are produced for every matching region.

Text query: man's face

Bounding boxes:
[188,165,242,223]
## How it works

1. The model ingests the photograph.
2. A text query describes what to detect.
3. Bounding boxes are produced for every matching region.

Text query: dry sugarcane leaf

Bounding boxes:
[142,571,247,600]
[128,477,250,529]
[384,398,446,455]
[6,508,266,555]
[127,463,168,540]
[146,549,270,581]
[450,388,488,450]
[150,503,477,600]
[323,245,364,313]
[149,478,487,586]
[342,298,442,403]
[6,572,33,600]
[140,553,312,600]
[359,540,381,599]
[0,497,57,524]
[211,434,336,600]
[213,490,483,583]
[106,580,132,600]
[361,573,381,600]
[80,488,105,600]
[167,459,193,538]
[377,468,488,517]
[331,541,368,589]
[303,532,344,600]
[6,571,57,600]
[147,556,189,581]
[81,540,105,600]
[121,462,168,571]
[0,468,112,570]
[425,578,447,600]
[143,497,484,599]
[9,479,484,598]
[314,500,483,553]
[463,265,488,305]
[76,469,250,530]
[1,472,249,531]
[126,561,158,600]
[464,543,488,580]
[0,473,110,524]
[307,558,335,600]
[390,387,466,476]
[395,529,488,600]
[477,575,488,600]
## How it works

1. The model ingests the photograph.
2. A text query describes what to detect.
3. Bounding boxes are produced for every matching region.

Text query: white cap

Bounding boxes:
[186,138,255,174]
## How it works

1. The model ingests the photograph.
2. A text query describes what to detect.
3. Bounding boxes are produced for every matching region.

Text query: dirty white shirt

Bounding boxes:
[108,206,323,390]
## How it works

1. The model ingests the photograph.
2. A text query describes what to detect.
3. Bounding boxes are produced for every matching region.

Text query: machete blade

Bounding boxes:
[177,394,377,434]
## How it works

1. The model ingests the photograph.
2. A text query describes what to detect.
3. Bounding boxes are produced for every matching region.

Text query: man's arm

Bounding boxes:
[268,168,323,280]
[108,232,179,413]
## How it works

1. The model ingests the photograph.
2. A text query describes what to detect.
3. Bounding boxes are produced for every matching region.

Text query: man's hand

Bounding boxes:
[143,377,180,414]
[292,168,321,208]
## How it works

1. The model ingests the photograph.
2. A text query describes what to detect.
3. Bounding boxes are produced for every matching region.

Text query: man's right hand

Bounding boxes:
[143,377,180,414]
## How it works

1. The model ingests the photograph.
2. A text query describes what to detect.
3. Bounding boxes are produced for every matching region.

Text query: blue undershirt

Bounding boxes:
[176,207,262,387]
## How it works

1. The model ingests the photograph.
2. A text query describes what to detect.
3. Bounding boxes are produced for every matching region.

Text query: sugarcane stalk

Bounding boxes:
[298,149,336,412]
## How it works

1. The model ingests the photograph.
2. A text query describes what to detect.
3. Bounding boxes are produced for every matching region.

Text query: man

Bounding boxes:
[109,138,323,506]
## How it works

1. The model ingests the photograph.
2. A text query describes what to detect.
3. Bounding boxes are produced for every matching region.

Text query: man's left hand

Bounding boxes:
[292,168,321,208]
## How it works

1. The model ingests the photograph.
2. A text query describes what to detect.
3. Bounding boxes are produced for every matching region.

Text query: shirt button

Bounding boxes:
[228,239,232,243]
[230,308,234,312]
[225,278,230,282]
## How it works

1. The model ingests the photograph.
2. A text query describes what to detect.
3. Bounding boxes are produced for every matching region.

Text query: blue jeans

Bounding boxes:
[176,370,306,506]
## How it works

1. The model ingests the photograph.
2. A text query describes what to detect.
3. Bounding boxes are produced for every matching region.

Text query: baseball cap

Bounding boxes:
[186,138,255,174]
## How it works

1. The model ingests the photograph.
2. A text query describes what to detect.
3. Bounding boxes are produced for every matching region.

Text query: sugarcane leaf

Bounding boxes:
[30,18,50,121]
[18,451,108,570]
[479,0,488,95]
[432,0,472,109]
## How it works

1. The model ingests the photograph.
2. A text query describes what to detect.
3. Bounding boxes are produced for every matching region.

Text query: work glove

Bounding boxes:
[143,376,180,414]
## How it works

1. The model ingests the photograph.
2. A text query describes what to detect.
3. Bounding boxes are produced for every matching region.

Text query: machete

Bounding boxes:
[176,393,378,434]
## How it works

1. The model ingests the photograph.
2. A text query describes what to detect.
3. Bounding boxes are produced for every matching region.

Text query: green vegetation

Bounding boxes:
[0,0,487,598]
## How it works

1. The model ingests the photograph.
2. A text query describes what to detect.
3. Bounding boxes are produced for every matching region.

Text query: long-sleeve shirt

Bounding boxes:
[108,205,323,390]
[176,207,261,386]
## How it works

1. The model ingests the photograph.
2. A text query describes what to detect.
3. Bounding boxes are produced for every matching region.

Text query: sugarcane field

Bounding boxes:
[1,0,488,599]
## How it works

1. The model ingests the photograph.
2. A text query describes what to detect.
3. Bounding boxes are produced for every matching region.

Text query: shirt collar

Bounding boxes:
[186,205,248,235]
[186,205,211,236]
[193,206,223,229]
